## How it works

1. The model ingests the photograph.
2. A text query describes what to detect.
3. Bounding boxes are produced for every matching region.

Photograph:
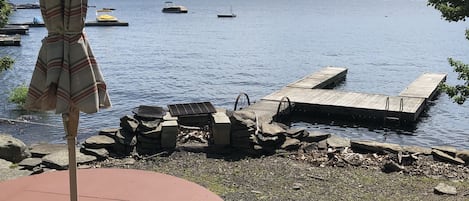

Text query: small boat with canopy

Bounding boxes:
[96,8,118,22]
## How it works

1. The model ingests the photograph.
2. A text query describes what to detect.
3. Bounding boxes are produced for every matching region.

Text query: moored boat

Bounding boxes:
[162,1,188,13]
[96,8,118,22]
[217,13,236,18]
[217,6,236,18]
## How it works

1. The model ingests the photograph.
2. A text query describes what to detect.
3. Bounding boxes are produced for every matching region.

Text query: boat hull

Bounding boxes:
[162,6,188,13]
[217,14,236,18]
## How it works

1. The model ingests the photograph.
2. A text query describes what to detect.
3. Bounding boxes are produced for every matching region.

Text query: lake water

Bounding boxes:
[1,0,469,148]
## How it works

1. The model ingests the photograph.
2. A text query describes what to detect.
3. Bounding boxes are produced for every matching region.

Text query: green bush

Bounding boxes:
[0,56,14,72]
[0,0,13,28]
[8,84,28,107]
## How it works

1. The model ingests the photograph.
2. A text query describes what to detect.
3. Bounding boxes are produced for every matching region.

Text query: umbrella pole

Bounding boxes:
[63,108,79,201]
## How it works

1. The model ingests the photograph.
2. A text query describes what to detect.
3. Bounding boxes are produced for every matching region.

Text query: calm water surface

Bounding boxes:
[1,0,468,148]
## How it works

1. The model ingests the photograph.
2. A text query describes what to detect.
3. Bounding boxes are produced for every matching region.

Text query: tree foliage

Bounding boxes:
[0,0,12,28]
[0,56,14,72]
[428,0,469,21]
[0,0,13,72]
[428,0,469,104]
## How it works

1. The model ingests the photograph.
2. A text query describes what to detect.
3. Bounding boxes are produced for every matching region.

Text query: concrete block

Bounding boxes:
[161,120,178,148]
[211,112,231,145]
[215,107,227,114]
[163,112,178,121]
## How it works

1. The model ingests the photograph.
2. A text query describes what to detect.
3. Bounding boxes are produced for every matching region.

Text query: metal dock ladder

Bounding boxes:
[384,97,404,126]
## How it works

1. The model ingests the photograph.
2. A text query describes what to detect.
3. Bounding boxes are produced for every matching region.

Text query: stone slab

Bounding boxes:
[161,120,178,148]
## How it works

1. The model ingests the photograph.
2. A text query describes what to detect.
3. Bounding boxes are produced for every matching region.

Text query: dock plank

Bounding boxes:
[399,73,447,99]
[287,67,347,89]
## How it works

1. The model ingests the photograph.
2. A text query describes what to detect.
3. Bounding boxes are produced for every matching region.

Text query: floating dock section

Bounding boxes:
[286,67,347,89]
[399,73,447,100]
[242,67,446,125]
[0,34,21,46]
[0,25,28,35]
[85,21,129,26]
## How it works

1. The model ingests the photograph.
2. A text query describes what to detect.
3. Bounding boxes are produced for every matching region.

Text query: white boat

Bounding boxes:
[162,1,188,13]
[96,8,118,22]
[217,6,236,18]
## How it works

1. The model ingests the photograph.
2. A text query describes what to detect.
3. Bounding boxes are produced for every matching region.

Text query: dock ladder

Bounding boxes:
[384,97,404,126]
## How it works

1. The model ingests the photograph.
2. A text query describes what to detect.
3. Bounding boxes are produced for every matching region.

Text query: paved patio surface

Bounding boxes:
[0,168,222,201]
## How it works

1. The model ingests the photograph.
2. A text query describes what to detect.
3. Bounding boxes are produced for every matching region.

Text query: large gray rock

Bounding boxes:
[232,110,256,122]
[351,140,403,154]
[0,134,31,163]
[0,158,12,168]
[456,150,469,164]
[80,147,109,159]
[402,145,432,155]
[42,149,97,170]
[256,132,285,149]
[432,149,465,165]
[30,143,68,157]
[432,146,457,157]
[0,168,32,182]
[317,140,328,150]
[99,128,119,137]
[260,122,286,136]
[116,129,137,146]
[302,131,331,143]
[120,115,139,133]
[434,183,457,195]
[83,135,115,149]
[137,119,161,133]
[138,125,162,139]
[326,135,350,148]
[18,157,42,170]
[285,128,309,139]
[281,137,301,151]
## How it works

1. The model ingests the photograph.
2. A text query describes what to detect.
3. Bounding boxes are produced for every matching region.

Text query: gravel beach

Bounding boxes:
[91,149,469,201]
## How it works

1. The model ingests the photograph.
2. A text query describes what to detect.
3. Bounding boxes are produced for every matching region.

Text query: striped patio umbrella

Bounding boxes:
[24,0,111,200]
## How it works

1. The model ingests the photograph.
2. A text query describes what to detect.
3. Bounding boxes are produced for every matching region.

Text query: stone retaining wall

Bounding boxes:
[0,109,468,181]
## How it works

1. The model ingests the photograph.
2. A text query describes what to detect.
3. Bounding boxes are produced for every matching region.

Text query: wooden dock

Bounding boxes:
[262,88,426,122]
[0,25,28,35]
[241,67,446,124]
[0,34,21,46]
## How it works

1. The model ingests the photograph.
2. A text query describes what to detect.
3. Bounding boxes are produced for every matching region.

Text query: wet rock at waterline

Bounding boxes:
[0,134,31,163]
[42,149,97,170]
[29,143,68,157]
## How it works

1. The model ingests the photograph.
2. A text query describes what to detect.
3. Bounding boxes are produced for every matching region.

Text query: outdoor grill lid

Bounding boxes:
[168,102,216,117]
[132,105,166,119]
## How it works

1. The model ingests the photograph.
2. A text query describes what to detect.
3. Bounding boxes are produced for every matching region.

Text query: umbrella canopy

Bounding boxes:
[25,0,110,113]
[24,0,111,200]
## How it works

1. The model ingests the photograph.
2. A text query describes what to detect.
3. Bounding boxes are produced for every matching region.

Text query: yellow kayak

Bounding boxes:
[96,9,118,22]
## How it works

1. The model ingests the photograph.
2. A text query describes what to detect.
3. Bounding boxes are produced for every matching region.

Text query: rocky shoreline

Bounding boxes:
[1,109,468,199]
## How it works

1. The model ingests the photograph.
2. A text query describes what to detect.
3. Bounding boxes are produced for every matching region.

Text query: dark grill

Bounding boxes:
[168,102,216,117]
